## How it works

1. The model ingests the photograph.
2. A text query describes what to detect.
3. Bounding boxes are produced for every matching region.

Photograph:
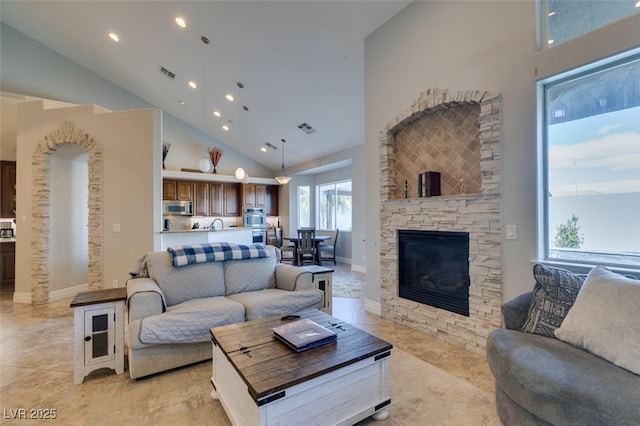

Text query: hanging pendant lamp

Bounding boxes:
[275,139,291,185]
[235,82,248,181]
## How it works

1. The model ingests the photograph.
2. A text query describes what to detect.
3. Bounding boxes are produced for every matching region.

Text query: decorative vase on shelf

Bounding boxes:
[162,142,171,169]
[208,147,223,174]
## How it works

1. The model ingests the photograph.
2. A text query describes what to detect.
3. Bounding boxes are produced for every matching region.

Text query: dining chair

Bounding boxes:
[275,228,294,263]
[297,228,317,265]
[319,228,339,265]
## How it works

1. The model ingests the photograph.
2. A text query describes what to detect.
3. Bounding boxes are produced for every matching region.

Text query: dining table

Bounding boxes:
[284,235,331,266]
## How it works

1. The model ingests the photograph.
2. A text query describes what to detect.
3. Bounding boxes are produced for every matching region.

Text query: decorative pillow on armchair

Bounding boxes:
[520,263,586,336]
[554,266,640,375]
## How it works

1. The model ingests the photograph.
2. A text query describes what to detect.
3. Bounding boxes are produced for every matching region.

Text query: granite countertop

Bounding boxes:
[161,227,250,234]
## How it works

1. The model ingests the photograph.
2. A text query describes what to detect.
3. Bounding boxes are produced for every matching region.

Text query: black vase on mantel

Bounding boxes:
[418,172,441,197]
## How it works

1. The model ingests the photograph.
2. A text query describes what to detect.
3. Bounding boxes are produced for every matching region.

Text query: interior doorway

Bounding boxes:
[49,145,89,293]
[31,121,103,304]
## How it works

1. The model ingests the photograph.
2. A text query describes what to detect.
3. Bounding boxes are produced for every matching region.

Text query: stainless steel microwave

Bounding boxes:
[163,200,193,216]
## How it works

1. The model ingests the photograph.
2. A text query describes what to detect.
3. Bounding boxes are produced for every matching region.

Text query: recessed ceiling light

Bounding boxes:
[260,147,267,153]
[108,32,120,42]
[636,0,640,8]
[178,100,186,106]
[188,81,197,89]
[175,17,186,28]
[222,125,229,131]
[225,94,234,102]
[548,39,555,45]
[548,11,557,16]
[213,110,221,117]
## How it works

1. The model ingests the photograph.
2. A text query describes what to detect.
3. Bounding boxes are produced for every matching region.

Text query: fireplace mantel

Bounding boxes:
[378,88,502,354]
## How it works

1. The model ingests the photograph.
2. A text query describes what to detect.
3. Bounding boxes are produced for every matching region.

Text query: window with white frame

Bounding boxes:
[540,0,639,49]
[317,181,352,231]
[298,186,310,228]
[538,49,640,268]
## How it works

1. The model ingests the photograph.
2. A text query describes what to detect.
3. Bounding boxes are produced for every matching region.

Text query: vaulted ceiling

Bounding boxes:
[1,1,409,171]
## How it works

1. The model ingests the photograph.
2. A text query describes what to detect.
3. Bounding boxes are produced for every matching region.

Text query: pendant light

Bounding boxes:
[235,82,247,181]
[275,139,291,185]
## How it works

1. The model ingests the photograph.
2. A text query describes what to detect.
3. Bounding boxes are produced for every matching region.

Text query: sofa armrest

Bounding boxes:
[502,291,533,330]
[274,264,314,291]
[126,277,166,322]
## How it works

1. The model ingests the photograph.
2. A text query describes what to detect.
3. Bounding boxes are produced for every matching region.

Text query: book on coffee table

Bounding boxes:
[272,318,337,352]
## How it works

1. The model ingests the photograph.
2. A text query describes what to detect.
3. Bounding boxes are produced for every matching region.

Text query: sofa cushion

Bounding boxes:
[136,296,245,346]
[228,288,323,321]
[224,247,278,295]
[143,251,225,307]
[554,266,640,375]
[487,329,640,425]
[520,263,585,336]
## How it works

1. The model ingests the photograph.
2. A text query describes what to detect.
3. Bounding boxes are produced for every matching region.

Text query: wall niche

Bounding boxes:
[392,103,481,199]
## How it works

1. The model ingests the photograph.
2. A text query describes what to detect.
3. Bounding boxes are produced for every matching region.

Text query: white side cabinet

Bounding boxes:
[70,288,126,385]
[302,265,334,314]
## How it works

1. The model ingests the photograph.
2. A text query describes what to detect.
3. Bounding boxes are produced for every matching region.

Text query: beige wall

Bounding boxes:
[364,1,640,306]
[15,100,161,300]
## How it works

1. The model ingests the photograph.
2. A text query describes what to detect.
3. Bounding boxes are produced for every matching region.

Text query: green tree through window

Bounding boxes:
[553,214,584,249]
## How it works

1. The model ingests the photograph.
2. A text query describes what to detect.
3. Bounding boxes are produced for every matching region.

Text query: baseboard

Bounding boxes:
[335,256,351,264]
[365,299,381,316]
[351,264,366,274]
[12,283,89,304]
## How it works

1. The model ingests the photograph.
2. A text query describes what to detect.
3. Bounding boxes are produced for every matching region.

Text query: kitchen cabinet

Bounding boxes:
[194,182,209,216]
[265,185,279,216]
[176,181,194,201]
[1,161,17,217]
[163,180,177,200]
[224,184,240,216]
[163,178,238,217]
[242,184,266,208]
[162,179,192,201]
[209,184,224,216]
[0,241,15,288]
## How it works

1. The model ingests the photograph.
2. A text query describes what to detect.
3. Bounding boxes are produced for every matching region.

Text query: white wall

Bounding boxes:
[364,2,640,304]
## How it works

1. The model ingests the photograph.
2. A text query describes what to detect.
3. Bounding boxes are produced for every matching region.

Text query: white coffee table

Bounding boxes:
[210,309,392,425]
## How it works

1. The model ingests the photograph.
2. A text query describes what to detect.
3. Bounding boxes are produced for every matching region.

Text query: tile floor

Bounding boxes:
[0,264,497,425]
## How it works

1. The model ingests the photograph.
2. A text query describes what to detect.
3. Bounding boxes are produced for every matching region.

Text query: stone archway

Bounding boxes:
[31,121,103,304]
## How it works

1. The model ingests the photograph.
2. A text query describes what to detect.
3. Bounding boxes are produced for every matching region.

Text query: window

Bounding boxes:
[539,49,640,268]
[298,186,310,228]
[317,181,352,231]
[540,0,639,49]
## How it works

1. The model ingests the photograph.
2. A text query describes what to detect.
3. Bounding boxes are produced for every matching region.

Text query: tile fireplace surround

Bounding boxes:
[379,88,502,355]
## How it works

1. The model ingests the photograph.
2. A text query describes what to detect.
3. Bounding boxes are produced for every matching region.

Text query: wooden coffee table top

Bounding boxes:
[210,309,392,401]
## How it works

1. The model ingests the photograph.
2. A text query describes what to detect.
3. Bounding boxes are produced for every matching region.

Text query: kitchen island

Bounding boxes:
[161,227,252,250]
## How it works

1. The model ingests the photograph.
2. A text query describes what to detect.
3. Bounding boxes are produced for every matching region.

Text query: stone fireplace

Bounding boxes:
[379,88,502,354]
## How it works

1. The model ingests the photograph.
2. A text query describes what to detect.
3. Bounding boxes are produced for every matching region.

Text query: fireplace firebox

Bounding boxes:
[398,230,470,316]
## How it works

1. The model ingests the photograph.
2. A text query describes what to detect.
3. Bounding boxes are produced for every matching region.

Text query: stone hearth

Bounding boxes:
[379,88,502,354]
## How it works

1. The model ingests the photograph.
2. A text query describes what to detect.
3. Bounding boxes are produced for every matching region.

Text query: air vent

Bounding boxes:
[160,66,176,80]
[264,142,278,150]
[297,122,316,134]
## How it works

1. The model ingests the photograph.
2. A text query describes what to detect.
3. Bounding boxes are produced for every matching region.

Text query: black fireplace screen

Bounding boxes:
[398,230,470,316]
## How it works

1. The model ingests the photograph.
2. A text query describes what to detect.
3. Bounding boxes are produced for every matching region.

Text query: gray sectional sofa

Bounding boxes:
[126,244,323,379]
[487,264,640,425]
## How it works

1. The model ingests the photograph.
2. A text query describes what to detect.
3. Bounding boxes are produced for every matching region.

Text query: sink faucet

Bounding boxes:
[211,218,224,230]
